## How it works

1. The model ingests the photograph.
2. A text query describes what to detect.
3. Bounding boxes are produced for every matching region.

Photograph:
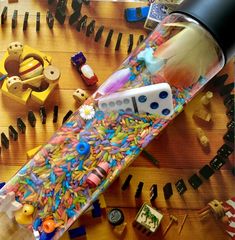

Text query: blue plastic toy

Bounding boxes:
[124,6,150,23]
[76,142,90,155]
[68,226,86,239]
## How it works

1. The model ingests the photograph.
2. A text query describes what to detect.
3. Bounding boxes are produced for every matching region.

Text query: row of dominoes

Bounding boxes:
[0,106,75,154]
[47,0,146,52]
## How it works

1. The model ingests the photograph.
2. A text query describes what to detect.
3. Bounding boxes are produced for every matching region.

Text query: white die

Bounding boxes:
[7,42,24,58]
[73,88,89,104]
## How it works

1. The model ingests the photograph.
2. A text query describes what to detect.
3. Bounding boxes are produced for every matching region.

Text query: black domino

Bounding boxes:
[135,181,144,198]
[227,120,234,132]
[23,12,29,31]
[213,74,228,87]
[76,15,87,32]
[62,110,73,124]
[223,130,234,143]
[46,11,54,29]
[220,82,234,96]
[163,182,173,199]
[217,144,234,158]
[39,106,47,124]
[150,184,157,201]
[188,174,202,189]
[28,111,36,127]
[53,105,59,123]
[12,10,18,29]
[105,29,114,47]
[1,133,9,149]
[210,155,227,170]
[17,118,26,134]
[121,174,132,190]
[69,10,81,25]
[86,20,95,37]
[137,35,144,46]
[9,125,18,141]
[1,6,8,25]
[175,179,187,195]
[199,165,214,180]
[36,12,40,32]
[55,6,66,25]
[94,25,104,42]
[72,0,83,11]
[115,32,122,51]
[127,34,134,53]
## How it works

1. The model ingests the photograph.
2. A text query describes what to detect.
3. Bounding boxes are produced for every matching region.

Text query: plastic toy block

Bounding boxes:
[68,226,86,239]
[31,82,58,104]
[0,43,55,105]
[124,6,149,23]
[27,145,42,159]
[133,203,163,236]
[1,79,32,105]
[98,194,106,209]
[91,200,102,218]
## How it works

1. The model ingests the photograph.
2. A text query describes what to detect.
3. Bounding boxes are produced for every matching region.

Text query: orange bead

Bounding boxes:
[42,219,56,233]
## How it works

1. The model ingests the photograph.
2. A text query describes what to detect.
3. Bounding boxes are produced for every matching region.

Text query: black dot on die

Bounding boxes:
[159,91,168,99]
[138,95,147,103]
[162,108,170,115]
[150,102,159,109]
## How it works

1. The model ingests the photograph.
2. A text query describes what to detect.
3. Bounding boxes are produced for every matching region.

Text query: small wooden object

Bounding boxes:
[163,215,178,236]
[200,91,213,106]
[198,199,225,220]
[178,214,187,234]
[193,108,211,122]
[196,127,209,147]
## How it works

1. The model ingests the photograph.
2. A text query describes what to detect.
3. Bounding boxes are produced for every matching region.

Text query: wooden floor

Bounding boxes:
[0,1,234,239]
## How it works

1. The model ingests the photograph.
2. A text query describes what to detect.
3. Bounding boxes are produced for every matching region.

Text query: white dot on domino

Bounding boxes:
[98,83,174,117]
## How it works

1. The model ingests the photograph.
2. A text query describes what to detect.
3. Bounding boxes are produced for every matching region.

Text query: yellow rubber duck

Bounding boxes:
[15,204,35,225]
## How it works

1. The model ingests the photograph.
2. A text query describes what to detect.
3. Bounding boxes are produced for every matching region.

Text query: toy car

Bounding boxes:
[78,64,98,86]
[71,52,98,86]
[124,6,150,23]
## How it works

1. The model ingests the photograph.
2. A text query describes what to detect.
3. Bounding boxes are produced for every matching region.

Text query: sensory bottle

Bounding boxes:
[0,0,235,239]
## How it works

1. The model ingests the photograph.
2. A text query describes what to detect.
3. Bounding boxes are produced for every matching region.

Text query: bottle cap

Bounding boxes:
[174,0,235,62]
[107,209,124,226]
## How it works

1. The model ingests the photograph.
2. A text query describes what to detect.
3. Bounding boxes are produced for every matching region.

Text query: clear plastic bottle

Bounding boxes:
[0,0,235,239]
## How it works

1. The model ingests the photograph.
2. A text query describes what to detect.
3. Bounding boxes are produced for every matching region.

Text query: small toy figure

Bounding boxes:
[196,127,209,147]
[73,88,89,104]
[0,192,22,219]
[133,203,163,236]
[71,52,98,86]
[15,204,35,225]
[0,41,61,104]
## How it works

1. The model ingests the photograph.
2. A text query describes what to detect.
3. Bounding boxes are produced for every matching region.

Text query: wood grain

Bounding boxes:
[0,1,234,239]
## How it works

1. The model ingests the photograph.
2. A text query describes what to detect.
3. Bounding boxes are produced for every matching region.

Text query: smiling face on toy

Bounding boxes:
[7,42,24,57]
